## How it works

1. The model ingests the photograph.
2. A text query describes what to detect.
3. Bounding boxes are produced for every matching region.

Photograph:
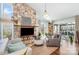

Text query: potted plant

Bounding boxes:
[38,32,41,39]
[34,32,44,46]
[69,35,73,44]
[34,32,41,40]
[45,33,48,36]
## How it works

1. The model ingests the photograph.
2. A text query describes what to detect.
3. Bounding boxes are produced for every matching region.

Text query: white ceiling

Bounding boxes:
[27,3,79,21]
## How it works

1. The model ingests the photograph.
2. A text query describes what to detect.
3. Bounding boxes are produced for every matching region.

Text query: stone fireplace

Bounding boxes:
[11,3,37,38]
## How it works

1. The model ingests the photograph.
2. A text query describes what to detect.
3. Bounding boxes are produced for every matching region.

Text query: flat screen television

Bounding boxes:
[21,28,34,36]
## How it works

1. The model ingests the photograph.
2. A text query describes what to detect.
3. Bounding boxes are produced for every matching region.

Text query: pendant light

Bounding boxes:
[43,3,50,20]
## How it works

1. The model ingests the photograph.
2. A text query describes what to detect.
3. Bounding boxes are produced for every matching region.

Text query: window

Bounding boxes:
[0,4,1,18]
[3,3,13,19]
[0,3,14,40]
[3,4,13,39]
[0,4,2,40]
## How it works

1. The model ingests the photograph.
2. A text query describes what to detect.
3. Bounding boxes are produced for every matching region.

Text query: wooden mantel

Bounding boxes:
[21,25,35,28]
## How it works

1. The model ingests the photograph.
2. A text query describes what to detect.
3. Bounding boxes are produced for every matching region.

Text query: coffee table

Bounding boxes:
[31,45,58,55]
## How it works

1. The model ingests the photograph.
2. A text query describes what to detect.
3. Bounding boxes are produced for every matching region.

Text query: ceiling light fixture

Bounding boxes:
[43,3,51,21]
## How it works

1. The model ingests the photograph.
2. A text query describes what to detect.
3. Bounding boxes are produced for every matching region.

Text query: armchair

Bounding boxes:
[46,34,61,47]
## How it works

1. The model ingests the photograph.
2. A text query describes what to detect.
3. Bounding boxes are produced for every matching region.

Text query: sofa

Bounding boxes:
[0,38,32,55]
[46,34,61,47]
[8,47,32,55]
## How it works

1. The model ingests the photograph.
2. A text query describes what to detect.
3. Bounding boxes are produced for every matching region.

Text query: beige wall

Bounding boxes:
[75,15,79,31]
[75,15,79,42]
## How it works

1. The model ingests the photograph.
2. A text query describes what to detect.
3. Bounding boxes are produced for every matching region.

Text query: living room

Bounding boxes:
[0,3,79,55]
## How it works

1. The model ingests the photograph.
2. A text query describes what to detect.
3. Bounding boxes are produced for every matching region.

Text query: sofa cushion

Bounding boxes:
[7,42,26,53]
[9,38,21,44]
[0,38,9,54]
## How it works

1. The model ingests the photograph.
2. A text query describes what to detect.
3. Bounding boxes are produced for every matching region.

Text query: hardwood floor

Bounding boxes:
[52,40,79,55]
[51,48,60,55]
[32,45,58,55]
